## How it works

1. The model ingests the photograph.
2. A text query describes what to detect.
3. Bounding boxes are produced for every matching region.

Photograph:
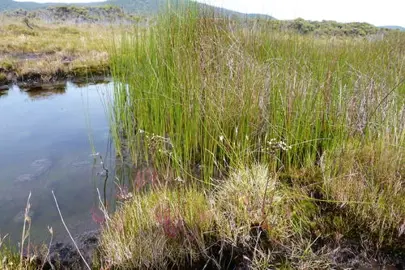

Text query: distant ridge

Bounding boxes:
[379,25,405,31]
[0,0,274,19]
[1,0,160,13]
[196,2,273,20]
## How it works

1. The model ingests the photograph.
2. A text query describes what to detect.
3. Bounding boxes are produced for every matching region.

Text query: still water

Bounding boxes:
[0,81,116,243]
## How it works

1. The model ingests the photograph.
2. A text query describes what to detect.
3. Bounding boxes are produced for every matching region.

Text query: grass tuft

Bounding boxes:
[101,188,212,269]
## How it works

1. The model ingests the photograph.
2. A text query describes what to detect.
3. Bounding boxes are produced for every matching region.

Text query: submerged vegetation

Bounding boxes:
[102,4,405,269]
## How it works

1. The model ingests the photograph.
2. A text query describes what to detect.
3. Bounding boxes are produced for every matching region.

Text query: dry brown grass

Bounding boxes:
[323,142,405,242]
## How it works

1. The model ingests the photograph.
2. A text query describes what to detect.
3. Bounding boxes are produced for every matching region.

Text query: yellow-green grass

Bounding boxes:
[101,187,213,269]
[101,160,405,268]
[0,17,111,54]
[0,236,20,270]
[0,17,118,85]
[101,165,333,269]
[103,4,405,268]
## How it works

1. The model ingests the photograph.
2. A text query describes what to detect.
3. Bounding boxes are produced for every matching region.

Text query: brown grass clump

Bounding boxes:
[323,142,405,244]
[212,164,334,269]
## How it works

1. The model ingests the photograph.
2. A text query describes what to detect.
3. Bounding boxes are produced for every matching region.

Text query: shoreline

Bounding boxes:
[0,63,110,91]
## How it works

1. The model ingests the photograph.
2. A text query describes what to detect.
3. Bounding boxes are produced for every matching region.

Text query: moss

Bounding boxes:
[0,72,7,84]
[70,64,108,77]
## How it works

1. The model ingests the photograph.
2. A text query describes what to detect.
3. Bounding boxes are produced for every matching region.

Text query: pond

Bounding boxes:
[0,81,120,244]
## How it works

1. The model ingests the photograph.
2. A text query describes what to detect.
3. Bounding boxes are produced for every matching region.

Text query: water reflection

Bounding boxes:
[24,84,66,100]
[0,90,7,99]
[0,81,116,244]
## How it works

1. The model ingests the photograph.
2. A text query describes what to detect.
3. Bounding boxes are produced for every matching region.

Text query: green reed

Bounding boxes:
[108,5,405,184]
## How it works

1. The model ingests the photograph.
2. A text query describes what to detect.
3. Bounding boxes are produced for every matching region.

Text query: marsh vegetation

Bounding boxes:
[101,5,405,269]
[1,3,405,270]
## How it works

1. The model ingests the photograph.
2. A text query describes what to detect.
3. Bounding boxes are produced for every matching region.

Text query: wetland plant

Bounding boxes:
[102,3,404,268]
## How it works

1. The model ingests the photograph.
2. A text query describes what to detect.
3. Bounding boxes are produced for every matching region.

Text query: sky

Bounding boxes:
[14,0,107,3]
[195,0,405,26]
[12,0,405,26]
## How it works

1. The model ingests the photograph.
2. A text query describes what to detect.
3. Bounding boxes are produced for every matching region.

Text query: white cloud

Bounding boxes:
[194,0,405,26]
[14,0,107,3]
[12,0,405,26]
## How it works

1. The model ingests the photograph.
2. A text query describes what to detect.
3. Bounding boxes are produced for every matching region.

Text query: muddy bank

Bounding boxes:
[42,236,405,270]
[0,51,110,90]
[0,65,110,90]
[22,231,405,270]
[22,230,100,270]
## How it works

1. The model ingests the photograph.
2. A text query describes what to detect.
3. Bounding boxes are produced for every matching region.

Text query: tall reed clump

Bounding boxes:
[109,5,404,184]
[105,3,405,267]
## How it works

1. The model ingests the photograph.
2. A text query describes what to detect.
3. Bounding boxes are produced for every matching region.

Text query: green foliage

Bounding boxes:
[0,237,20,270]
[47,6,89,17]
[293,18,316,34]
[266,18,386,36]
[109,6,404,185]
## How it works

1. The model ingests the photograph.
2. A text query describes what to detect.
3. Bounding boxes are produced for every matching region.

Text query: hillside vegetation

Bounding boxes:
[3,5,141,24]
[0,0,161,12]
[269,18,389,36]
[0,0,265,17]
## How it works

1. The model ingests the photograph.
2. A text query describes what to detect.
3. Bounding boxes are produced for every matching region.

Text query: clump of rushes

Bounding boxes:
[100,188,213,269]
[105,2,405,268]
[109,3,404,183]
